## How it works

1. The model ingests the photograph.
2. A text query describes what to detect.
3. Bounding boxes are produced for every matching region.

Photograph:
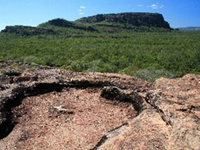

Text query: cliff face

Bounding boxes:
[0,65,199,149]
[77,12,171,29]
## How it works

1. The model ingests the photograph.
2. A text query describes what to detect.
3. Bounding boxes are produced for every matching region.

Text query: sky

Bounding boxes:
[0,0,200,30]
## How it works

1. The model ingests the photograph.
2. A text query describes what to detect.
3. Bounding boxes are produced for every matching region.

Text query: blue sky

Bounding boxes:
[0,0,200,30]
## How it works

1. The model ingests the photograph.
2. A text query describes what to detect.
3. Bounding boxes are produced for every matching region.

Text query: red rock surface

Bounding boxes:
[98,74,200,150]
[0,68,199,150]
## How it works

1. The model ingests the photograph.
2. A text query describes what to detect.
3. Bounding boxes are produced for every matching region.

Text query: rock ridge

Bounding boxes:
[77,12,171,29]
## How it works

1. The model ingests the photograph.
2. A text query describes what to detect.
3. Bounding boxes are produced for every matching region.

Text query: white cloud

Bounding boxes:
[79,6,86,15]
[138,4,143,7]
[150,4,158,9]
[80,6,86,9]
[148,3,164,9]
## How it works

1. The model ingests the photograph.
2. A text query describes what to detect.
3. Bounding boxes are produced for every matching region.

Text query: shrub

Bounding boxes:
[86,60,102,73]
[41,56,56,66]
[69,61,87,72]
[99,63,118,73]
[134,67,175,82]
[23,56,39,64]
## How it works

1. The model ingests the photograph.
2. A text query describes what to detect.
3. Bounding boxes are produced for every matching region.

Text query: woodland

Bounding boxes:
[0,13,200,82]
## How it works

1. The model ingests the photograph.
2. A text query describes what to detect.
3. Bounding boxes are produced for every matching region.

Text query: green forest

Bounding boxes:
[0,17,200,82]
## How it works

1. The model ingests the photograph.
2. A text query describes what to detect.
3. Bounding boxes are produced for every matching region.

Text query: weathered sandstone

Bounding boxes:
[0,68,199,150]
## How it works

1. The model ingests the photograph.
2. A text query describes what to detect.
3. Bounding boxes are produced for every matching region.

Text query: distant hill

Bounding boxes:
[178,27,200,31]
[76,12,172,29]
[39,18,97,32]
[1,19,97,36]
[2,26,55,36]
[1,12,172,36]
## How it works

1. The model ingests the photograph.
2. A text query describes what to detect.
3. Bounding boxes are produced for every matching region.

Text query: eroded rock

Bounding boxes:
[0,69,199,150]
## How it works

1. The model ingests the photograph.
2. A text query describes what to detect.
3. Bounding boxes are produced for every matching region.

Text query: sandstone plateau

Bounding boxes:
[0,67,200,150]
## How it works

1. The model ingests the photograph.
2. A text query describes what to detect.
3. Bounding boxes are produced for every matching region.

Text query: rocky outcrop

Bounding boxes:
[96,74,200,150]
[77,12,171,29]
[0,68,199,149]
[47,18,74,27]
[2,19,97,36]
[1,26,55,36]
[1,13,172,36]
[39,18,97,32]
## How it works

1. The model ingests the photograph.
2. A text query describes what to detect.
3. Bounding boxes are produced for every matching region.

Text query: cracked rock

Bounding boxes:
[0,68,199,150]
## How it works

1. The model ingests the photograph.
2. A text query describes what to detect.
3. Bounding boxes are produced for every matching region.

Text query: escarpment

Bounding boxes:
[77,12,171,29]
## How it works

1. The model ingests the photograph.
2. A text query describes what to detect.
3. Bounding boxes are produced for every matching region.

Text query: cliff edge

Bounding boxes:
[77,12,171,29]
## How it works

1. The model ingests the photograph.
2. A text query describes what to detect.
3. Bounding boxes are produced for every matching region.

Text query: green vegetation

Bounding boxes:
[0,17,200,82]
